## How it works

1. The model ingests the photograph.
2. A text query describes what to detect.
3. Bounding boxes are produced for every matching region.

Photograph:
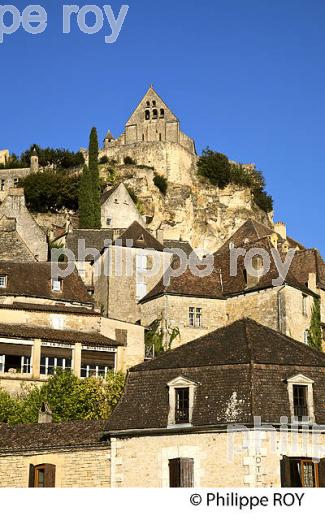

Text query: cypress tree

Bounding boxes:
[88,127,101,229]
[308,297,322,351]
[78,165,94,229]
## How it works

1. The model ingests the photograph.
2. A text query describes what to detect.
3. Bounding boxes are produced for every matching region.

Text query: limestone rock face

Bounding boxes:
[105,164,273,253]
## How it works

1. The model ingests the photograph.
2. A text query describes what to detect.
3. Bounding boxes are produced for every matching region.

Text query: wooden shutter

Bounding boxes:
[319,458,325,487]
[169,458,194,488]
[28,464,35,488]
[44,464,56,488]
[280,456,292,487]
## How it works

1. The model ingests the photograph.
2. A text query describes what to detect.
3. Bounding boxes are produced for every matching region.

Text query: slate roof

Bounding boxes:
[100,185,119,205]
[0,420,110,453]
[0,322,120,347]
[66,229,114,261]
[0,302,98,315]
[0,262,93,304]
[0,230,35,262]
[116,221,164,251]
[108,319,325,432]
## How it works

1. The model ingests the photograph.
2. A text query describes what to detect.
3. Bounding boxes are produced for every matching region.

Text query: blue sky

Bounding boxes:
[1,0,324,255]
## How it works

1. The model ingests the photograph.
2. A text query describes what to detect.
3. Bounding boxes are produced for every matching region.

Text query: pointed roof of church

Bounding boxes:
[126,86,178,126]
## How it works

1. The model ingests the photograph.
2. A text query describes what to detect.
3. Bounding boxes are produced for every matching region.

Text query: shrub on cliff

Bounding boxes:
[198,149,231,189]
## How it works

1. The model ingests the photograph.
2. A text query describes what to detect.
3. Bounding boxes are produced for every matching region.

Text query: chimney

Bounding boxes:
[38,402,53,424]
[274,222,287,241]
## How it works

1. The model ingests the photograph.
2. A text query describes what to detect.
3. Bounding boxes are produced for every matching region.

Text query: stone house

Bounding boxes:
[0,148,39,201]
[0,420,110,487]
[0,262,145,392]
[108,319,325,488]
[1,319,324,488]
[140,218,325,350]
[0,188,48,261]
[93,221,172,323]
[100,182,145,230]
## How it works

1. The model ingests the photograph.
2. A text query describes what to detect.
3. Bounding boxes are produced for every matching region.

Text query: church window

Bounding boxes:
[146,101,150,107]
[160,108,165,118]
[0,179,5,191]
[145,110,150,120]
[153,109,158,119]
[152,100,156,107]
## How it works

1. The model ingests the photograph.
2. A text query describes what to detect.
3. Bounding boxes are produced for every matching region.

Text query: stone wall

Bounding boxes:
[111,430,325,487]
[0,169,30,201]
[0,447,110,487]
[101,317,145,371]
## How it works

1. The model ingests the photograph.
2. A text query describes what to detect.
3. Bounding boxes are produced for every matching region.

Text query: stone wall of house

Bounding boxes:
[94,246,172,323]
[0,447,110,488]
[101,183,145,229]
[0,169,30,201]
[111,430,325,488]
[101,317,145,371]
[0,307,100,333]
[0,189,48,261]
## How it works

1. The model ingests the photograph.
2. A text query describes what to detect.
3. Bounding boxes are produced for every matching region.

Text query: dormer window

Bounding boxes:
[51,279,62,292]
[167,376,197,427]
[287,374,315,423]
[0,275,7,288]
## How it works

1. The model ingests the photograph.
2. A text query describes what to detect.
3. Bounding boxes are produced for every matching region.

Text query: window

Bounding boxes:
[51,279,62,292]
[0,179,5,191]
[40,356,71,376]
[13,178,18,188]
[167,376,197,427]
[146,101,150,107]
[80,364,110,378]
[0,354,31,374]
[152,109,158,119]
[160,108,165,118]
[175,387,190,424]
[145,109,150,120]
[21,356,31,374]
[0,355,5,373]
[281,457,324,487]
[0,275,7,288]
[189,307,202,328]
[29,464,56,488]
[152,100,156,107]
[293,385,308,421]
[169,458,194,488]
[302,294,308,316]
[287,375,315,423]
[106,217,112,226]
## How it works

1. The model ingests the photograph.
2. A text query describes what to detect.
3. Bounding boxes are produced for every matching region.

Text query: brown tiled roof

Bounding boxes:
[216,219,305,254]
[163,239,193,257]
[100,185,119,205]
[66,230,114,261]
[0,302,98,315]
[0,262,93,304]
[108,319,325,432]
[116,221,164,251]
[0,231,35,262]
[0,323,120,347]
[0,420,110,453]
[141,233,322,304]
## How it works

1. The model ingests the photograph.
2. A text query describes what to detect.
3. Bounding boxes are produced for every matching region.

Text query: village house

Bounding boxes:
[0,262,145,393]
[140,219,325,351]
[100,183,145,230]
[0,319,324,488]
[0,148,39,202]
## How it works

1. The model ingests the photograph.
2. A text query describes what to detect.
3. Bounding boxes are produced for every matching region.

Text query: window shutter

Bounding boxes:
[280,456,291,487]
[44,464,56,488]
[319,458,325,487]
[169,458,181,488]
[169,458,194,488]
[28,464,35,488]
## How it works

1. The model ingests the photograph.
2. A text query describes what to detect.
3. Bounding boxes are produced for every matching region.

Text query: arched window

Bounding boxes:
[146,101,150,107]
[152,100,156,107]
[159,133,162,141]
[153,109,158,120]
[145,110,150,120]
[160,108,165,118]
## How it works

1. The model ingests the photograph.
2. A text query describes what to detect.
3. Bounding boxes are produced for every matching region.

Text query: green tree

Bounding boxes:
[88,127,101,229]
[19,170,80,212]
[197,148,231,189]
[308,297,322,351]
[78,165,94,228]
[0,370,125,425]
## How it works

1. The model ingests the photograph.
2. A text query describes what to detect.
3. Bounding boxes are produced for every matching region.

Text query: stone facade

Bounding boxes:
[0,150,9,166]
[101,183,145,230]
